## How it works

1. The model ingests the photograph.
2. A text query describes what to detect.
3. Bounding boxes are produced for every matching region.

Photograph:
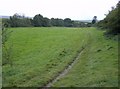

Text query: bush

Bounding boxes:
[97,1,120,35]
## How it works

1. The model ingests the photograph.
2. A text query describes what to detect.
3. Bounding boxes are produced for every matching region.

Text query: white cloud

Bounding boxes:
[0,0,118,20]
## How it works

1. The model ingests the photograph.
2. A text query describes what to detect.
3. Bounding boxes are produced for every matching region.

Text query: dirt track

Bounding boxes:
[41,47,85,89]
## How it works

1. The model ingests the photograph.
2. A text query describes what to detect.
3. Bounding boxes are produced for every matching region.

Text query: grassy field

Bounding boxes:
[53,28,118,87]
[2,27,118,87]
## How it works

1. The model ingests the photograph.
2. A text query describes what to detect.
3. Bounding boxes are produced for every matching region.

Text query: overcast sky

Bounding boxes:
[0,0,118,20]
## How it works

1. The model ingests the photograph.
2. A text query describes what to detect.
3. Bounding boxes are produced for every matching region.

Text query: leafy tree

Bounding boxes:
[92,16,97,24]
[50,18,56,26]
[97,1,120,35]
[64,18,73,27]
[50,18,64,27]
[33,14,44,27]
[55,18,64,26]
[42,17,51,27]
[9,14,18,27]
[9,13,32,27]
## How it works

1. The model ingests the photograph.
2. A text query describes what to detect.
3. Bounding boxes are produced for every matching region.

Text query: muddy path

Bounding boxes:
[40,47,85,89]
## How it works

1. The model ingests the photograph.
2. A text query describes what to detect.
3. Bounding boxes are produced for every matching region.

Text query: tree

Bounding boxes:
[50,18,64,27]
[9,13,33,27]
[64,18,73,27]
[92,16,97,24]
[9,14,18,27]
[42,17,51,27]
[97,1,120,35]
[55,18,64,26]
[50,18,56,26]
[33,14,44,27]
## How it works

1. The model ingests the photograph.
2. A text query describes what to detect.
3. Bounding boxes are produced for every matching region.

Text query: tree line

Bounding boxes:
[2,13,92,27]
[3,1,120,36]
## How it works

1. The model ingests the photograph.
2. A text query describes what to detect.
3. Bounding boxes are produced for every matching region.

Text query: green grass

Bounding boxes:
[53,28,118,87]
[2,27,118,87]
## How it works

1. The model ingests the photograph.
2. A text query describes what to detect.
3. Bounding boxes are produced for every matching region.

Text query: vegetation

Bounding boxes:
[53,28,118,87]
[0,18,2,88]
[92,16,97,24]
[2,26,13,66]
[9,13,33,27]
[2,14,91,27]
[97,1,120,35]
[2,27,118,87]
[1,1,119,88]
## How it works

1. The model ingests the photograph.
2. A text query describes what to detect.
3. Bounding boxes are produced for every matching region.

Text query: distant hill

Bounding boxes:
[73,20,92,23]
[0,15,33,19]
[74,20,92,23]
[0,16,10,19]
[74,20,101,23]
[79,20,92,23]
